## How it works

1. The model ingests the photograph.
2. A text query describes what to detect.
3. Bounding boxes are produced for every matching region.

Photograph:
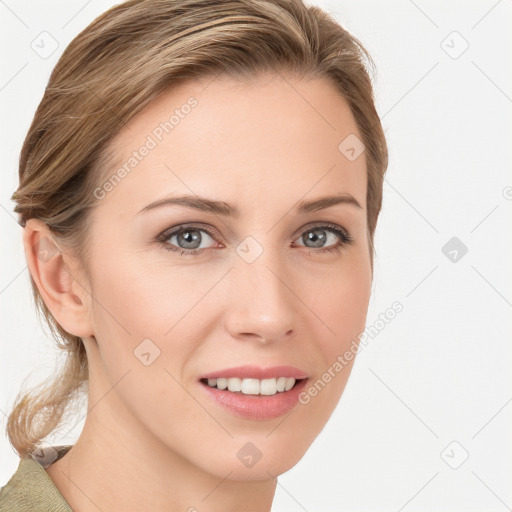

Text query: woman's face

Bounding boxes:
[81,72,371,479]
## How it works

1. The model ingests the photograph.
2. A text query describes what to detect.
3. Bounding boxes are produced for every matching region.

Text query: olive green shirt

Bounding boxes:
[0,445,73,511]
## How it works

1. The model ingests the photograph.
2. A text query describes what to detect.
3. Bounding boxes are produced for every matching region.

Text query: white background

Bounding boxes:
[1,1,511,511]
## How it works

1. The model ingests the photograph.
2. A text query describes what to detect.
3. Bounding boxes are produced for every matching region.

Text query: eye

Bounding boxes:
[293,223,353,255]
[156,222,352,256]
[157,225,220,255]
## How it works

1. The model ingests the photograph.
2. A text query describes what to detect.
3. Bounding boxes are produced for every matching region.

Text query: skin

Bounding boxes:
[24,72,372,512]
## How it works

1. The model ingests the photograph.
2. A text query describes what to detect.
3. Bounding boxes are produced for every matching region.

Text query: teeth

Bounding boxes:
[241,378,263,395]
[204,377,298,395]
[276,376,287,392]
[284,377,295,391]
[227,378,242,392]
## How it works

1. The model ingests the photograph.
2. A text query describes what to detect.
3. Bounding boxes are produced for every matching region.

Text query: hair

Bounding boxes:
[7,0,388,458]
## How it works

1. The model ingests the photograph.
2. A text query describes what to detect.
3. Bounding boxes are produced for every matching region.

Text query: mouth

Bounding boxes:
[197,365,309,419]
[199,376,307,396]
[198,376,309,420]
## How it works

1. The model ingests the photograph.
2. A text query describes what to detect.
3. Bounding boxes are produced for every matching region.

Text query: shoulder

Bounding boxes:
[0,446,73,512]
[0,458,32,511]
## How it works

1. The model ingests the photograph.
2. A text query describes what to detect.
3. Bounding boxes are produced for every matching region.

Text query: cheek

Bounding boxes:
[300,255,371,409]
[86,253,206,447]
[308,252,372,348]
[89,247,198,341]
[87,247,215,400]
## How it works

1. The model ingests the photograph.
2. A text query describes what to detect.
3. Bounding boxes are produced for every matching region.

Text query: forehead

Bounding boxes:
[93,72,367,218]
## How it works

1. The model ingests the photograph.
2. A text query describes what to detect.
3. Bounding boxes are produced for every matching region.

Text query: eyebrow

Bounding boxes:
[138,193,362,216]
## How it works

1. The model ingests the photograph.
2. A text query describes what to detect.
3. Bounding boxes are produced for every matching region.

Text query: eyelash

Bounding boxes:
[156,222,353,257]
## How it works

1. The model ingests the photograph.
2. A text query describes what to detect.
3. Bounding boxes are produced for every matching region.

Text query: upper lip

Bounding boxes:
[200,365,308,380]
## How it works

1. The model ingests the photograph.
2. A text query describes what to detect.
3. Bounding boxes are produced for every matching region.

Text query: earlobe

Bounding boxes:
[22,218,94,338]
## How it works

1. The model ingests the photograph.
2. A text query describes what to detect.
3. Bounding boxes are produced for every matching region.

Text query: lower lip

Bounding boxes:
[199,378,309,420]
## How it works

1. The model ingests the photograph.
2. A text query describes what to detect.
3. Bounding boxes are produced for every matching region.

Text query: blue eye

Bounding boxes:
[294,224,353,255]
[158,226,219,255]
[157,223,352,256]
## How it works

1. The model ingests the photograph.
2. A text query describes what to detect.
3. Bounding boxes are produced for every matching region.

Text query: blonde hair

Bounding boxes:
[7,0,388,457]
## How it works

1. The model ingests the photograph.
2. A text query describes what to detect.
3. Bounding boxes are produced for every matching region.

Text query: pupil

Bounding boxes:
[305,229,326,248]
[179,230,200,249]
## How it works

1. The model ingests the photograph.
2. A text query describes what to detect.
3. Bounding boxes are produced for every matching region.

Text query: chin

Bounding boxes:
[193,432,312,482]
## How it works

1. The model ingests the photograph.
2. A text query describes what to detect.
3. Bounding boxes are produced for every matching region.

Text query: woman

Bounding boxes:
[0,0,387,510]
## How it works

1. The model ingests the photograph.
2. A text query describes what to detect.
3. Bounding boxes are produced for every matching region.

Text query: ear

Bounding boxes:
[22,218,94,339]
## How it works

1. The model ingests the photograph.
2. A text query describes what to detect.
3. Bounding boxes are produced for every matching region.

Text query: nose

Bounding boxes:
[223,240,298,345]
